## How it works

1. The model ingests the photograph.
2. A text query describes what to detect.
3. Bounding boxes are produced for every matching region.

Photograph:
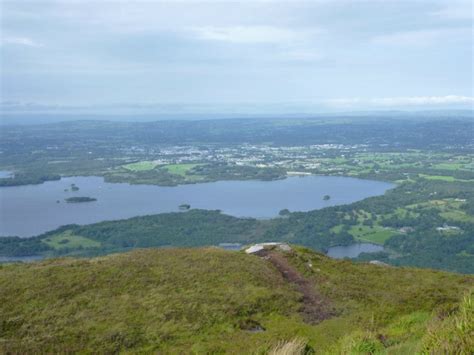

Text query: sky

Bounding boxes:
[0,0,473,114]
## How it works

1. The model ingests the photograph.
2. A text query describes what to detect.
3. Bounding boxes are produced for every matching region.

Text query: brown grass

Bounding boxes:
[268,338,308,355]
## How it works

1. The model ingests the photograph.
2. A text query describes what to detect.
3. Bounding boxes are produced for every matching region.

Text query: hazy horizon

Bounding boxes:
[1,0,473,115]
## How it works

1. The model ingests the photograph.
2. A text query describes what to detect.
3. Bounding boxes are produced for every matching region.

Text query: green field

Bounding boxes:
[405,198,474,224]
[431,155,473,171]
[349,225,396,244]
[164,163,200,176]
[440,210,474,223]
[418,174,473,182]
[330,224,343,233]
[330,224,396,244]
[122,161,159,171]
[316,152,473,184]
[419,174,458,182]
[433,162,464,170]
[42,231,101,250]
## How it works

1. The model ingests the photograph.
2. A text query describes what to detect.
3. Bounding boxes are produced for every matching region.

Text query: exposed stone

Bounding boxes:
[245,242,292,254]
[369,260,391,267]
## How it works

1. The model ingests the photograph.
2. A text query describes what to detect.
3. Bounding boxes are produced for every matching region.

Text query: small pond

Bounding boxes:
[0,255,44,263]
[326,243,385,259]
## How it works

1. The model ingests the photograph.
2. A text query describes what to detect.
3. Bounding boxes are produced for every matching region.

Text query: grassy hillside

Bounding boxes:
[0,246,472,353]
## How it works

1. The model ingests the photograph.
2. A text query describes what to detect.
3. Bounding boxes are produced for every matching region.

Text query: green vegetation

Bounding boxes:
[269,338,308,354]
[421,289,473,353]
[164,163,200,176]
[105,162,284,186]
[433,162,464,170]
[418,174,473,182]
[0,172,60,187]
[0,247,471,353]
[3,117,471,188]
[349,225,395,244]
[42,231,101,250]
[38,210,271,256]
[352,180,474,274]
[0,236,50,257]
[122,160,158,171]
[64,196,97,203]
[0,207,353,261]
[440,209,474,223]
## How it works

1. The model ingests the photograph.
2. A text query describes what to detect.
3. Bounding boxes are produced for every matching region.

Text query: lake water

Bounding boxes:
[0,175,394,237]
[0,170,13,178]
[0,255,44,263]
[326,243,385,259]
[218,243,243,251]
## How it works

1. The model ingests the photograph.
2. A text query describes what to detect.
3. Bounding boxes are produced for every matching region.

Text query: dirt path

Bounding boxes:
[258,249,333,324]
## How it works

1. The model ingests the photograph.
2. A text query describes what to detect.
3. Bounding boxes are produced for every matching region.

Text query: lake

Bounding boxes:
[326,243,385,259]
[0,255,44,263]
[0,170,13,178]
[0,175,394,237]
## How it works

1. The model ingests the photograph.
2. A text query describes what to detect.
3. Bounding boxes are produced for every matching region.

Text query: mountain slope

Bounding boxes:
[0,246,472,353]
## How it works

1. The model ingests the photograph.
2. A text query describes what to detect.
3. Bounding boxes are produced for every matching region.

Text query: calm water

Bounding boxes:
[0,170,13,178]
[218,243,243,251]
[0,255,44,263]
[0,175,394,237]
[326,243,385,259]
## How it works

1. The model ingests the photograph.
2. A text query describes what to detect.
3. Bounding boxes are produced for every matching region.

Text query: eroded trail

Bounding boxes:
[257,250,333,324]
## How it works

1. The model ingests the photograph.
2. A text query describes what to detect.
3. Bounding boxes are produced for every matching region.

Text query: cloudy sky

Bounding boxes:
[1,0,473,113]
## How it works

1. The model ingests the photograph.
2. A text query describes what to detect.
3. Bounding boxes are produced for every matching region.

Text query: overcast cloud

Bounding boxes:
[0,0,472,112]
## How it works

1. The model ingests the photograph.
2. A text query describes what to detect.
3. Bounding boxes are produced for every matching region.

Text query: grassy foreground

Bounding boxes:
[0,247,472,353]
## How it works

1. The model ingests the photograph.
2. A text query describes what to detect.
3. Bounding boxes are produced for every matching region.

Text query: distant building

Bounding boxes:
[436,224,460,232]
[398,227,414,234]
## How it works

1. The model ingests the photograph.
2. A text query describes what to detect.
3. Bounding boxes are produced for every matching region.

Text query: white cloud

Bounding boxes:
[326,96,474,107]
[431,2,473,20]
[191,26,320,44]
[282,50,323,62]
[371,28,470,46]
[1,36,43,47]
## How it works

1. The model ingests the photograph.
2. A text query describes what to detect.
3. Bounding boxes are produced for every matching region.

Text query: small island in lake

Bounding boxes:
[65,197,97,203]
[323,195,331,200]
[179,203,191,210]
[71,183,80,191]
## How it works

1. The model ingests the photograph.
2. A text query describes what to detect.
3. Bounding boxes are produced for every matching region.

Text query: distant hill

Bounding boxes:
[0,246,472,353]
